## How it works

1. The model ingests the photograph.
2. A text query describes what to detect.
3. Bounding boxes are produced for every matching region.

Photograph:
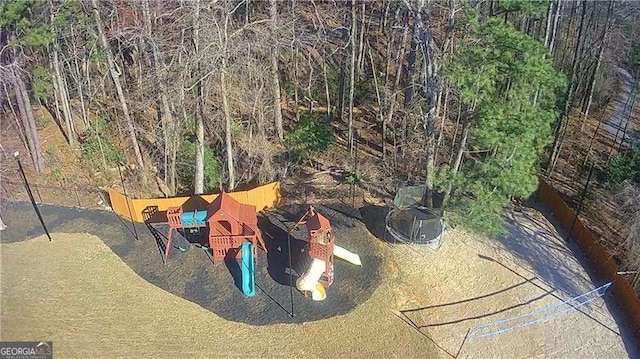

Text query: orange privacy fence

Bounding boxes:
[537,178,640,336]
[108,182,281,223]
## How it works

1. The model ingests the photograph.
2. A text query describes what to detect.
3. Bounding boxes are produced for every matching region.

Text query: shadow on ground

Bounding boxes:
[1,201,381,325]
[491,201,640,356]
[496,204,594,298]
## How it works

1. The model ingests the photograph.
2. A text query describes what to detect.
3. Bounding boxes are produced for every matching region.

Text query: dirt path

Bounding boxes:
[602,67,639,148]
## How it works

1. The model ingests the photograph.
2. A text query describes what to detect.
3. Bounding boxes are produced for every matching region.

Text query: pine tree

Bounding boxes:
[443,18,566,234]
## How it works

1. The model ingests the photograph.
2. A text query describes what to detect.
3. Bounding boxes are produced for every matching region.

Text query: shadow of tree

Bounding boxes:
[359,204,390,242]
[491,205,597,298]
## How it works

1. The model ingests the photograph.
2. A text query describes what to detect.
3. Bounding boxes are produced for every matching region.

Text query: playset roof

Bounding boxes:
[208,192,258,225]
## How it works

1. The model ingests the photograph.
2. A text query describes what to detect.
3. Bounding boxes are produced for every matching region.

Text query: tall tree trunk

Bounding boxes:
[222,14,236,190]
[338,55,346,121]
[435,86,450,160]
[50,0,75,145]
[269,0,284,141]
[443,116,471,207]
[3,82,29,153]
[535,0,562,107]
[368,41,385,160]
[544,1,555,49]
[386,20,410,164]
[69,25,89,131]
[581,1,613,132]
[547,0,563,58]
[348,0,357,157]
[417,1,437,208]
[322,52,331,119]
[176,31,188,193]
[49,63,67,142]
[549,0,563,59]
[13,71,45,173]
[449,100,462,164]
[442,0,457,54]
[548,0,587,176]
[382,28,395,161]
[356,2,366,78]
[143,0,175,195]
[193,0,205,194]
[306,51,314,112]
[560,0,579,71]
[91,0,147,185]
[404,10,419,109]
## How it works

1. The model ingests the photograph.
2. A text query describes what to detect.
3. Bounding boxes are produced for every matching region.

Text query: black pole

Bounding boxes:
[286,230,295,318]
[570,162,595,237]
[16,157,51,241]
[118,164,139,240]
[353,129,358,207]
[455,328,472,358]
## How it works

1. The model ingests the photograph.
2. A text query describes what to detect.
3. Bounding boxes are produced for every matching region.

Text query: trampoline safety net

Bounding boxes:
[386,185,445,249]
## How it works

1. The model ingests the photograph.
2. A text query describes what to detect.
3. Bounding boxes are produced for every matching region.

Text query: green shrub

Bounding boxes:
[608,147,640,185]
[344,173,362,185]
[177,138,221,192]
[285,112,334,162]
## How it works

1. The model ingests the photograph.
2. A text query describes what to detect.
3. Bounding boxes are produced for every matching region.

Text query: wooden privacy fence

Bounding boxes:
[108,181,281,223]
[537,178,640,336]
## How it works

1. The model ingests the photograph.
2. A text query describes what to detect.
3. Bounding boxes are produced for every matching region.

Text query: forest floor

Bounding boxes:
[1,199,637,358]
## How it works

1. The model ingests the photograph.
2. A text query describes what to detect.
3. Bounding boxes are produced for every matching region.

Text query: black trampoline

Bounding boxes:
[384,185,446,249]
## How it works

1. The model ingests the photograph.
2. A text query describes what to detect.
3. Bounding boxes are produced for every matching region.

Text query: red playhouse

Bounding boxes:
[291,206,335,287]
[291,206,362,301]
[165,192,266,264]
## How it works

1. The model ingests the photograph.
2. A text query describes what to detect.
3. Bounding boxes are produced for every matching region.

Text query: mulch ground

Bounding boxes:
[1,201,382,325]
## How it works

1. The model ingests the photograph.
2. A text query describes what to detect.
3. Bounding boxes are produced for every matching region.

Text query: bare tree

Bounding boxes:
[91,0,148,185]
[49,0,76,146]
[269,0,284,141]
[581,1,614,131]
[2,66,45,173]
[616,183,640,288]
[348,0,357,157]
[548,0,588,175]
[193,0,205,194]
[217,5,239,190]
[142,0,176,195]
